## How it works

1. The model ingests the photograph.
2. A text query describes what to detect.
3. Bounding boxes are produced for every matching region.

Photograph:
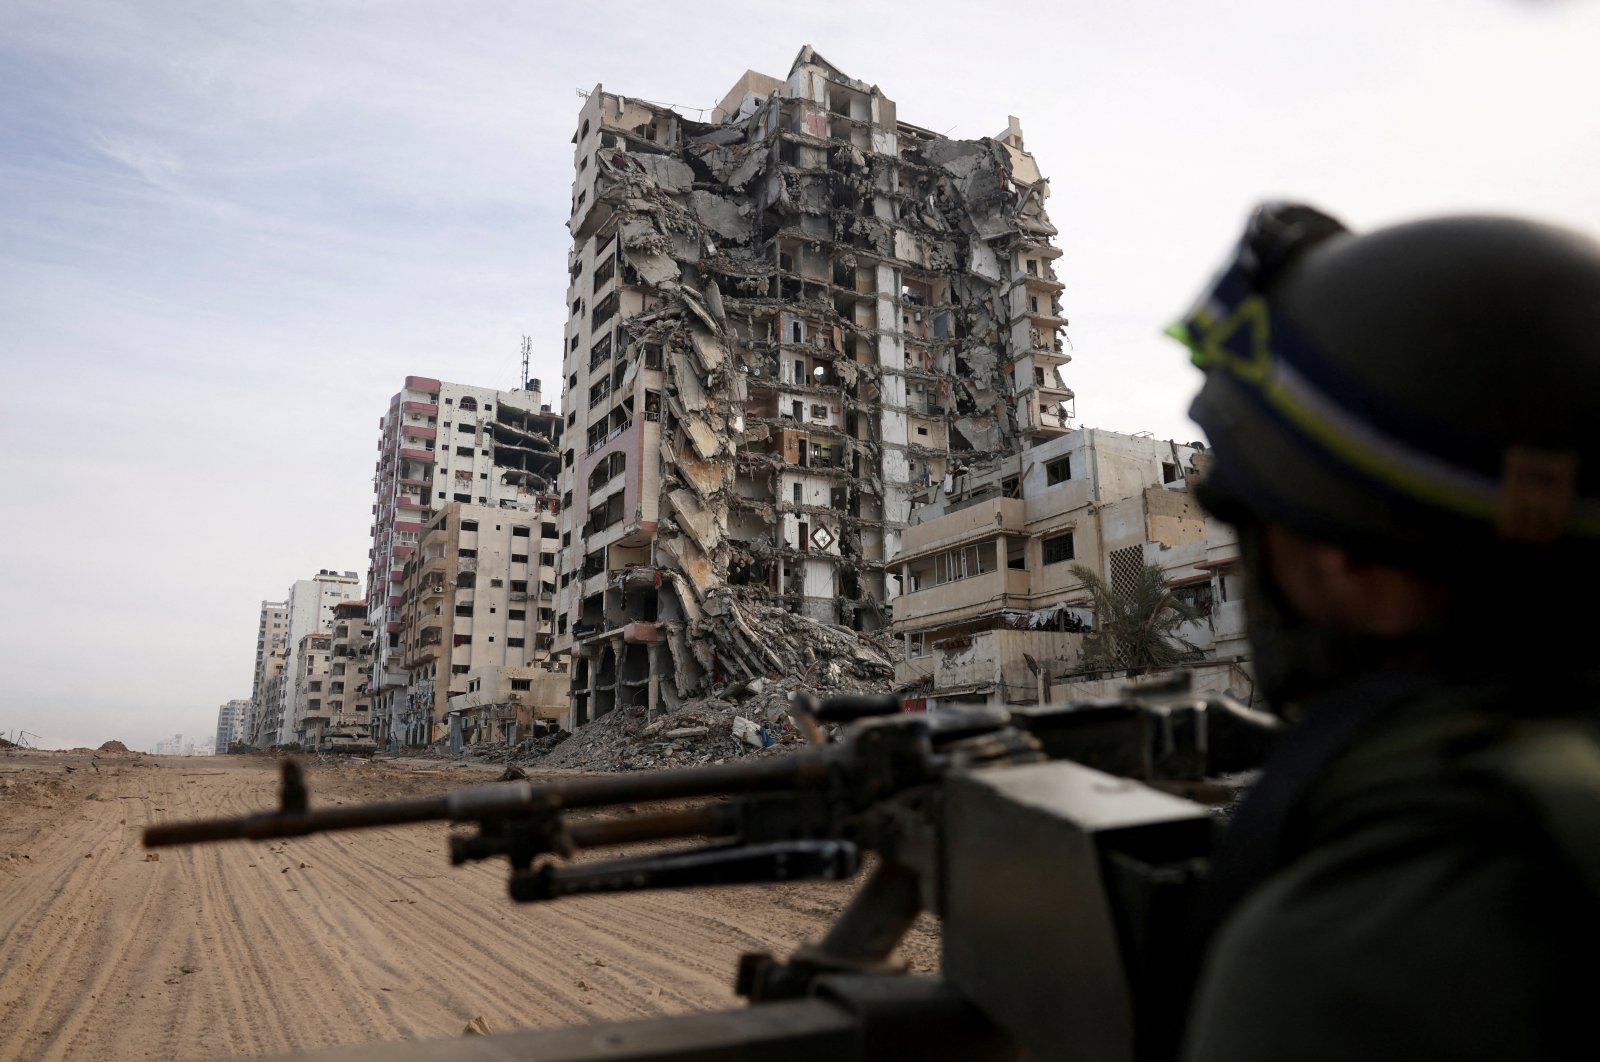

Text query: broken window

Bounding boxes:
[512,554,528,565]
[512,526,531,538]
[1172,582,1214,616]
[591,253,615,292]
[1162,462,1180,484]
[460,520,478,532]
[1046,456,1072,485]
[511,678,532,691]
[1042,533,1075,565]
[455,605,473,617]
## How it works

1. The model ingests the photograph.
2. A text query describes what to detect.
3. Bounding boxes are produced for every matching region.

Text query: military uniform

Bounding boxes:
[1183,672,1600,1061]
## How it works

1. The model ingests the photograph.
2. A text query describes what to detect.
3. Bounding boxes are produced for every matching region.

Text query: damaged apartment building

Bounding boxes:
[555,46,1071,725]
[365,375,566,746]
[891,429,1252,710]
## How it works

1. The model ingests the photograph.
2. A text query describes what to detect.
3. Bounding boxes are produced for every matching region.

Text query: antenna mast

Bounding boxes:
[520,335,532,391]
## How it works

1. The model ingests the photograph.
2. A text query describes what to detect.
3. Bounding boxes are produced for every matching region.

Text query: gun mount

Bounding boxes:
[145,687,1278,1062]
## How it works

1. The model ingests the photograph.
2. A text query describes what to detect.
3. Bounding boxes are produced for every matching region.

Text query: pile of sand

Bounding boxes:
[97,740,130,753]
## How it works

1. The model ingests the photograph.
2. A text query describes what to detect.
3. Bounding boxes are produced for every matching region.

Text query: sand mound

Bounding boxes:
[97,740,130,753]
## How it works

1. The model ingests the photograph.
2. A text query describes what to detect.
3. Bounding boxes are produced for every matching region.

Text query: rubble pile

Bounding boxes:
[505,596,900,772]
[96,740,130,753]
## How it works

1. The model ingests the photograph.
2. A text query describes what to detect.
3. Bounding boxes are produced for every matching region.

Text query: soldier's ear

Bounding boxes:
[1262,525,1448,638]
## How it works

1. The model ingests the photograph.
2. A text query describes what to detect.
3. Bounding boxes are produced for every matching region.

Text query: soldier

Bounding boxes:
[1170,204,1600,1061]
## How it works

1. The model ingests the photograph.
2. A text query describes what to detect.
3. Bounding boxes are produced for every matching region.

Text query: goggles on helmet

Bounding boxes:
[1170,202,1596,545]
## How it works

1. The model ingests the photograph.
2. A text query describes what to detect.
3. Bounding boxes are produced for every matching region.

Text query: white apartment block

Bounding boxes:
[246,600,287,743]
[214,698,249,754]
[276,570,362,746]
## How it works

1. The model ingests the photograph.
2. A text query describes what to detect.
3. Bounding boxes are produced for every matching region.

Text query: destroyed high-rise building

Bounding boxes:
[554,46,1071,724]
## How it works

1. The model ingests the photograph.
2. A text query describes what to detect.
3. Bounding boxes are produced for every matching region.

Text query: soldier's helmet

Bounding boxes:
[1170,203,1600,574]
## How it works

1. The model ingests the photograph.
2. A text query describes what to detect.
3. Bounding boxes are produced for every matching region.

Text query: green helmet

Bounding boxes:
[1171,203,1600,572]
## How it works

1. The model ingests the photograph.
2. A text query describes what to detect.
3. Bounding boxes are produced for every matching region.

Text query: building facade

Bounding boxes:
[214,698,250,754]
[317,599,374,750]
[365,377,563,744]
[390,502,565,746]
[554,47,1069,727]
[891,428,1251,708]
[445,663,568,751]
[250,647,288,747]
[246,600,287,745]
[275,570,363,745]
[291,631,336,747]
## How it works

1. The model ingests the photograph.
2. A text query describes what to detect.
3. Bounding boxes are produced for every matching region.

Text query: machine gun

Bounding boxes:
[145,683,1278,1062]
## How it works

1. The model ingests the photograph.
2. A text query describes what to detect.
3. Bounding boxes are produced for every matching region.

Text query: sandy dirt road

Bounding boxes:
[0,752,936,1061]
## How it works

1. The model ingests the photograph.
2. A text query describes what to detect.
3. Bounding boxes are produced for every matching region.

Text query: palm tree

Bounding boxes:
[1069,562,1202,674]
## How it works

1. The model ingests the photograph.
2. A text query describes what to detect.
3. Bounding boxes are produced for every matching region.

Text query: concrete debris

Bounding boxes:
[731,717,766,748]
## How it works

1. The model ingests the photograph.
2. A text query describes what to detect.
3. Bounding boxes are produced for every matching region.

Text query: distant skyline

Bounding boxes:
[5,1,1599,749]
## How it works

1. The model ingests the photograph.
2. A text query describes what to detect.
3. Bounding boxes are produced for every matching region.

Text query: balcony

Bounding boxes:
[586,419,634,456]
[893,569,1030,631]
[899,498,1026,559]
[399,447,436,464]
[401,425,438,441]
[1034,404,1073,438]
[403,400,439,416]
[1018,269,1066,295]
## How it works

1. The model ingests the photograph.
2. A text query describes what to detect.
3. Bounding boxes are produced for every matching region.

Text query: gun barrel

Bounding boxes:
[143,793,453,847]
[144,748,837,850]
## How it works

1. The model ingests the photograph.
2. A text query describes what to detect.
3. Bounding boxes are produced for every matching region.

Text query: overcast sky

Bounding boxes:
[3,0,1597,751]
